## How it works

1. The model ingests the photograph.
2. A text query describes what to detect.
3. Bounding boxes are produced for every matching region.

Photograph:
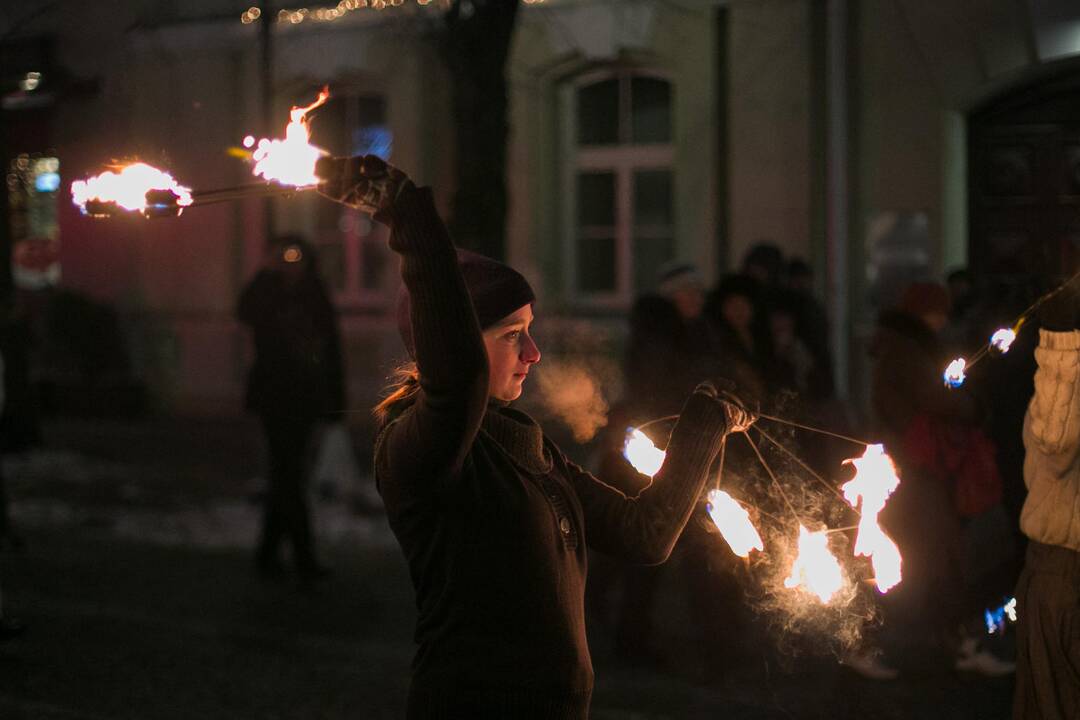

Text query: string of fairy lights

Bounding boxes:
[240,0,545,26]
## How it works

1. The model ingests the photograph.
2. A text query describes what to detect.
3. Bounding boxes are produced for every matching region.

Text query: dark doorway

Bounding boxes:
[969,69,1080,281]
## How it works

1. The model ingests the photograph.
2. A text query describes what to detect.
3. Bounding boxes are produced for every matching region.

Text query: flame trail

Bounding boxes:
[706,488,764,557]
[71,163,193,216]
[841,444,902,593]
[250,87,330,187]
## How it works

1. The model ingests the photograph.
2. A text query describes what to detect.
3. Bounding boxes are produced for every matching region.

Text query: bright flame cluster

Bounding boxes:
[622,428,665,478]
[706,489,764,558]
[250,88,330,187]
[71,162,193,215]
[841,444,902,593]
[784,526,845,603]
[944,357,967,388]
[990,327,1017,354]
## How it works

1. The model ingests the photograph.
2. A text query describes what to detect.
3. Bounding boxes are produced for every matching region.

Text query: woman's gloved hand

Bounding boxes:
[693,381,756,433]
[315,154,413,217]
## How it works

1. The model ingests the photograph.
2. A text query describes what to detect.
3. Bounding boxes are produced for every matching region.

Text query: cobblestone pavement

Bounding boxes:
[0,417,1015,719]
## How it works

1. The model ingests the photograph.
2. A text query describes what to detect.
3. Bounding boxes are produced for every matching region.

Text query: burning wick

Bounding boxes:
[784,525,845,603]
[984,597,1018,635]
[841,443,902,593]
[943,357,967,388]
[706,489,764,558]
[989,327,1017,354]
[71,163,193,217]
[250,87,331,187]
[622,428,666,478]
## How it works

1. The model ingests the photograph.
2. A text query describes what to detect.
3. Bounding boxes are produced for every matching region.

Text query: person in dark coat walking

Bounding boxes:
[237,236,344,581]
[315,154,754,719]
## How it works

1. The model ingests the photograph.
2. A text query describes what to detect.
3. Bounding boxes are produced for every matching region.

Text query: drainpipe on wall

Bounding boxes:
[825,0,850,399]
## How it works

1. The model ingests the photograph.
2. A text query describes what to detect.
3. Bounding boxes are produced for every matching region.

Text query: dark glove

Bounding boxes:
[1037,276,1080,331]
[315,154,413,217]
[693,381,756,432]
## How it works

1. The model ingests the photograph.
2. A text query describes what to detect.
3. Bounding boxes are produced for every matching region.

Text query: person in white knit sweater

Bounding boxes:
[1013,279,1080,720]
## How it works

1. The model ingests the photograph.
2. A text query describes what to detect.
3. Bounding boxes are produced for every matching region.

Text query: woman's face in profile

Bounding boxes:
[482,304,541,402]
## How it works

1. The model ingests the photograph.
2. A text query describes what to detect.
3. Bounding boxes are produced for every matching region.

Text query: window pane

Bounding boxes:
[577,78,619,145]
[578,237,617,292]
[633,169,672,227]
[631,76,671,143]
[634,236,675,294]
[578,172,615,226]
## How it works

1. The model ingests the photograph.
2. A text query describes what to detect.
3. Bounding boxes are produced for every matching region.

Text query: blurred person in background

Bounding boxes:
[870,281,1013,677]
[238,236,344,584]
[740,242,784,290]
[703,274,768,404]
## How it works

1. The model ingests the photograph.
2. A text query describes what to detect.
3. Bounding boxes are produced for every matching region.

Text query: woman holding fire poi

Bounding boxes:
[314,154,753,718]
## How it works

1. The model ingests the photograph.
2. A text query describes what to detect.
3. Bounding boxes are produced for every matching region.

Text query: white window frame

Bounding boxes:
[559,68,675,309]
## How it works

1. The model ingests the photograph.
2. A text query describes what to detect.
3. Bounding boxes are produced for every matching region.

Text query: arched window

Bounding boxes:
[561,69,674,304]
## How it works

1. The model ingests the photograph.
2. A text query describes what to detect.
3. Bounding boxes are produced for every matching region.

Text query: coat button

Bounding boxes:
[559,517,572,535]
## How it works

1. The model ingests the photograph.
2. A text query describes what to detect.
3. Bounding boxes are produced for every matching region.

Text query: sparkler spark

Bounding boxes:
[622,427,665,478]
[706,489,764,557]
[841,444,902,593]
[71,163,193,216]
[784,525,845,603]
[944,357,967,388]
[250,87,330,187]
[989,327,1017,354]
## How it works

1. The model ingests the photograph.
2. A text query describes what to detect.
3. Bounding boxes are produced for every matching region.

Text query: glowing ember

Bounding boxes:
[250,87,330,187]
[784,525,845,603]
[706,489,764,558]
[989,327,1017,354]
[984,596,1018,635]
[841,443,902,593]
[622,427,665,478]
[71,163,193,215]
[943,357,966,388]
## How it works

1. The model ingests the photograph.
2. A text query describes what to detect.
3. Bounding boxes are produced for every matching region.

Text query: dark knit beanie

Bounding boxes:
[397,249,536,358]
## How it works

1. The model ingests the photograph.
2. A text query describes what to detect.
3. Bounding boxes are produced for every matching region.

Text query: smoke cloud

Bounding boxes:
[532,360,611,443]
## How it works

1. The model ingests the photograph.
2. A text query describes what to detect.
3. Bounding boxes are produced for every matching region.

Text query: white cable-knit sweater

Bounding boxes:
[1021,329,1080,551]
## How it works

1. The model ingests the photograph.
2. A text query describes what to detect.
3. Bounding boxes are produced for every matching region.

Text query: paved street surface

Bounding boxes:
[0,417,1015,719]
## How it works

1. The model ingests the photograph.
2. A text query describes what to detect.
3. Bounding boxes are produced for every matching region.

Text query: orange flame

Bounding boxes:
[784,525,845,603]
[250,87,330,187]
[841,443,902,593]
[71,163,193,215]
[706,489,764,557]
[622,427,666,477]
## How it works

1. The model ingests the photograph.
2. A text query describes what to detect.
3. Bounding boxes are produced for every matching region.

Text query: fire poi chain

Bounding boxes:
[622,423,904,603]
[71,87,332,218]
